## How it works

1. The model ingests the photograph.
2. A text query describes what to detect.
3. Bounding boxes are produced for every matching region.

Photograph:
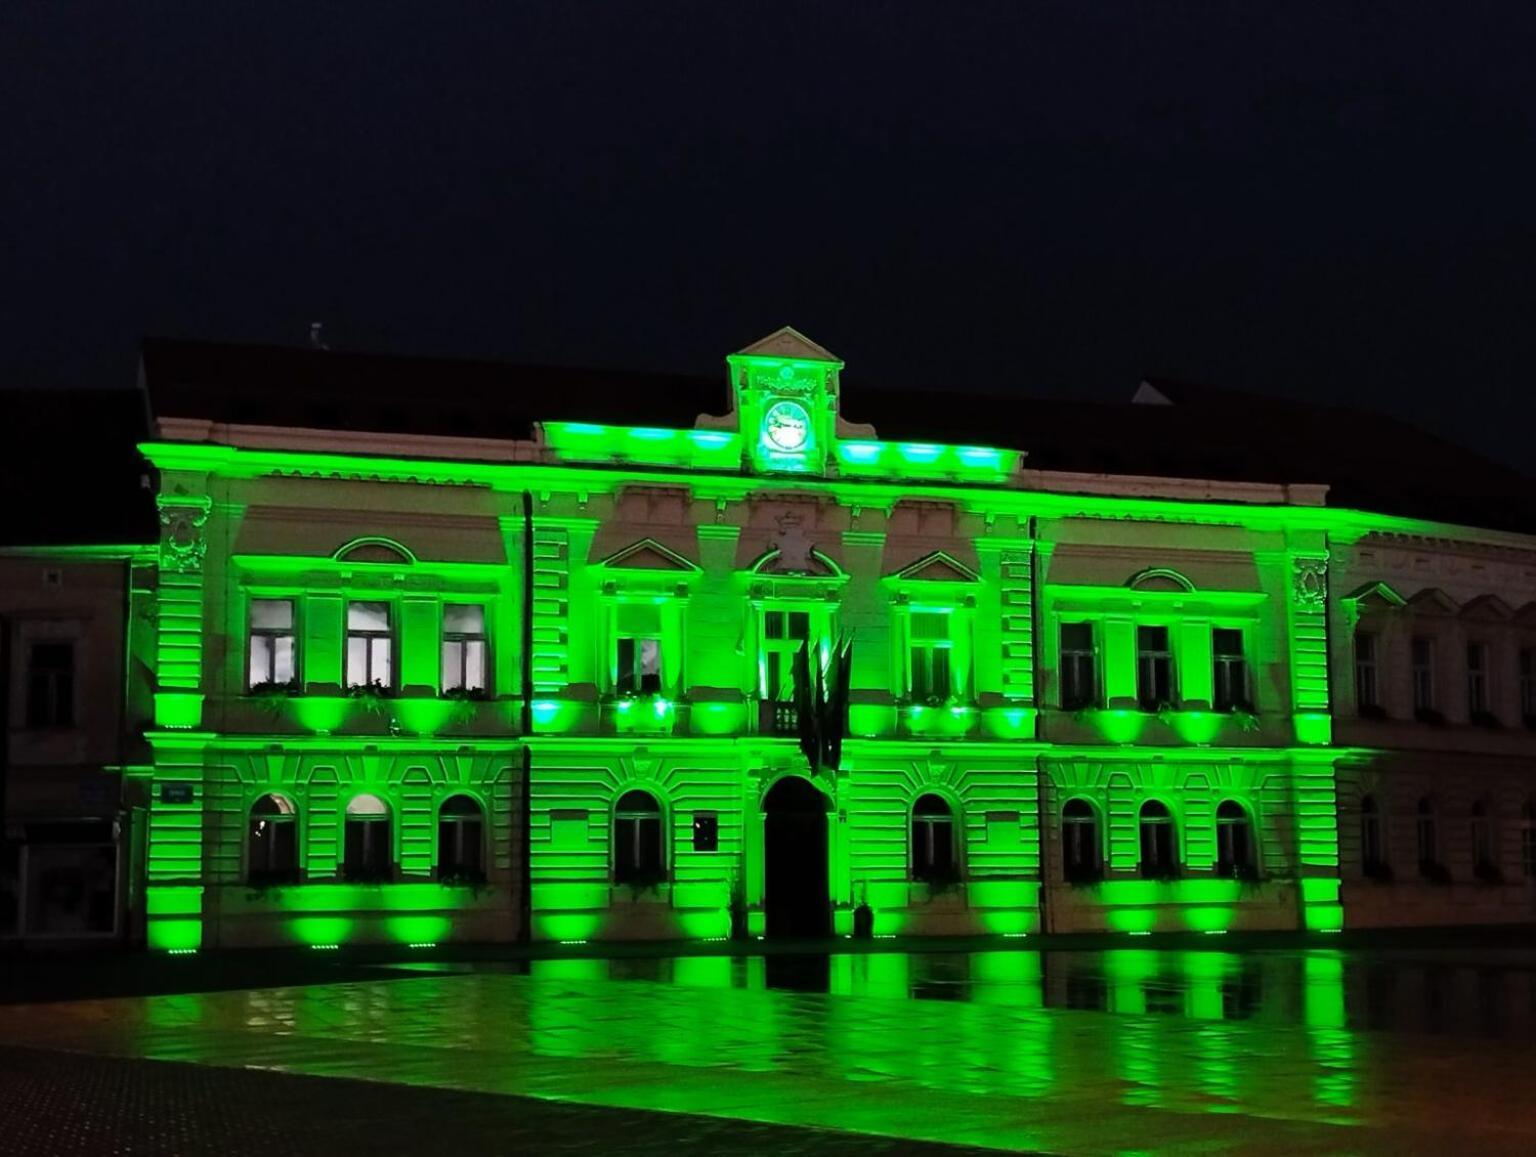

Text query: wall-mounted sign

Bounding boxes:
[159,783,194,804]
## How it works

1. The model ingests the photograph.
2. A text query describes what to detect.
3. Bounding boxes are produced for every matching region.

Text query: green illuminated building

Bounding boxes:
[108,328,1536,951]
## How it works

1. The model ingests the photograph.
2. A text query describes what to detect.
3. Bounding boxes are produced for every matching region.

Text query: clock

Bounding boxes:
[763,400,810,453]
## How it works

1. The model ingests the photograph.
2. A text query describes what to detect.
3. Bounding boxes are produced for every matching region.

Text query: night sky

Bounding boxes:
[5,2,1535,468]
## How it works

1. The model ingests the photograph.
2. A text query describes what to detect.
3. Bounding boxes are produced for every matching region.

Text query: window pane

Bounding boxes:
[788,611,810,639]
[444,604,484,634]
[348,602,389,631]
[442,640,463,690]
[464,640,486,690]
[251,599,293,630]
[1061,622,1092,651]
[272,637,295,684]
[370,637,392,687]
[1213,629,1243,658]
[250,635,274,685]
[346,637,368,686]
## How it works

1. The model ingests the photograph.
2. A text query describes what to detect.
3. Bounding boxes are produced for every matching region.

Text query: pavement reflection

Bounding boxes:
[3,946,1535,1154]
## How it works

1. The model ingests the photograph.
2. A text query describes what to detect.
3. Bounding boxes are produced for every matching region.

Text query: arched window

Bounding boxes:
[344,793,393,882]
[248,794,298,885]
[1062,798,1102,883]
[1139,800,1178,880]
[613,790,664,885]
[1360,795,1387,878]
[1471,801,1498,881]
[437,795,485,881]
[911,794,958,884]
[1522,800,1536,880]
[1215,801,1256,879]
[1416,798,1441,878]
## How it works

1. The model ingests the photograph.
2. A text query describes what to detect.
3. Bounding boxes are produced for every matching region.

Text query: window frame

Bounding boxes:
[1410,636,1436,714]
[910,793,959,885]
[1354,629,1380,713]
[441,603,489,695]
[247,793,300,885]
[1211,627,1251,713]
[1058,621,1098,710]
[1360,794,1387,876]
[345,601,395,691]
[612,789,666,886]
[1466,640,1490,718]
[248,597,298,691]
[24,639,75,730]
[906,609,956,706]
[436,794,486,880]
[1137,799,1179,880]
[1061,797,1103,883]
[1135,625,1175,711]
[1214,799,1257,878]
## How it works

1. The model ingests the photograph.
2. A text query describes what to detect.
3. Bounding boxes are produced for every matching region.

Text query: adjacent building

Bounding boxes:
[21,328,1535,951]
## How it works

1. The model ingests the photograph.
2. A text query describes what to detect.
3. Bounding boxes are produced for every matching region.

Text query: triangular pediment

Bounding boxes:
[1513,601,1536,626]
[1344,580,1406,610]
[1406,587,1459,615]
[1460,594,1514,623]
[598,538,700,572]
[734,326,841,364]
[890,551,980,584]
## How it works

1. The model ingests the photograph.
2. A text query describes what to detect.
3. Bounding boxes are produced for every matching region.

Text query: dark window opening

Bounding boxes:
[25,642,74,729]
[1136,626,1173,711]
[1059,622,1097,710]
[247,794,298,885]
[437,795,484,880]
[1139,800,1178,880]
[614,790,664,885]
[911,794,957,885]
[1212,629,1250,712]
[1062,798,1102,883]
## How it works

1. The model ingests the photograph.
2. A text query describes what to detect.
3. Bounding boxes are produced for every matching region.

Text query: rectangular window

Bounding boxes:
[1522,649,1536,722]
[762,609,811,703]
[1059,622,1097,709]
[1354,630,1379,712]
[441,604,487,693]
[1411,636,1435,712]
[908,611,952,703]
[346,601,393,689]
[1467,642,1489,716]
[1212,628,1249,712]
[691,812,719,852]
[1136,625,1174,710]
[615,602,663,697]
[248,598,296,689]
[25,642,74,728]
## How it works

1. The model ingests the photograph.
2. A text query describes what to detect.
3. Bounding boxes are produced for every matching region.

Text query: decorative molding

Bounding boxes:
[157,496,213,574]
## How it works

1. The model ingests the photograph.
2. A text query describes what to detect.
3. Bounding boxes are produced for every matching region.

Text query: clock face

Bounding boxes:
[763,400,810,452]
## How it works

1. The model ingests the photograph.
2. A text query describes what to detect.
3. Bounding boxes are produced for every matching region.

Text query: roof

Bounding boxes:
[141,338,725,441]
[0,389,157,547]
[139,339,1536,535]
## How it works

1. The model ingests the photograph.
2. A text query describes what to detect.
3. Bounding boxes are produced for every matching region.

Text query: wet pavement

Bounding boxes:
[3,946,1536,1154]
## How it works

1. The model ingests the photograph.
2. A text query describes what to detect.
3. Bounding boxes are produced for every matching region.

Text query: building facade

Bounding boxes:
[121,328,1536,951]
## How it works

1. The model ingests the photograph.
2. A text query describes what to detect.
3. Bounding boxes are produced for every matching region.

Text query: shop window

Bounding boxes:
[1059,622,1097,710]
[437,795,484,880]
[1061,798,1102,883]
[1138,800,1178,879]
[442,604,487,693]
[343,793,393,882]
[248,599,296,689]
[911,794,957,884]
[613,790,664,885]
[247,793,299,885]
[24,641,74,728]
[1136,626,1174,710]
[1212,629,1250,712]
[346,602,393,690]
[1215,800,1256,878]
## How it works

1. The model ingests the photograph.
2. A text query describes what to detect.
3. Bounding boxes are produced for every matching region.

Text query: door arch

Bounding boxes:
[762,775,831,938]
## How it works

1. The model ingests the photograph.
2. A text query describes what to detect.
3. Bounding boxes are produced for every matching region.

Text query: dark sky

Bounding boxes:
[5,2,1535,468]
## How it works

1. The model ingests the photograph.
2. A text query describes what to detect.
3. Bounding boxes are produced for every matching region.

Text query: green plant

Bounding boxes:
[1230,708,1260,733]
[438,867,489,895]
[349,681,393,715]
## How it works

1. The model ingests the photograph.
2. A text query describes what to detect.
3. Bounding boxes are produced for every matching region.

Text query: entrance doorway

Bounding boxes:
[763,775,830,938]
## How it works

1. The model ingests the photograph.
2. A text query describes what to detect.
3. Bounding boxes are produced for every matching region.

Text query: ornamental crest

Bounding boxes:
[1291,556,1328,609]
[158,496,212,574]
